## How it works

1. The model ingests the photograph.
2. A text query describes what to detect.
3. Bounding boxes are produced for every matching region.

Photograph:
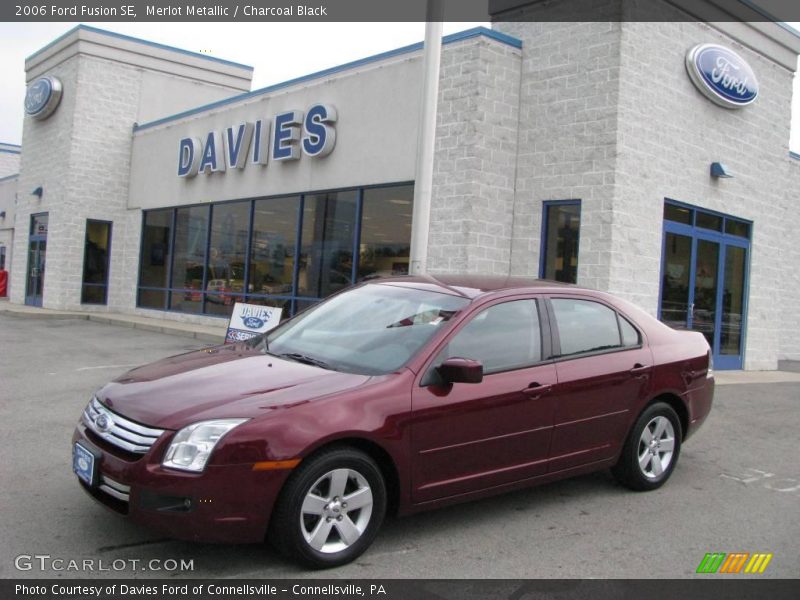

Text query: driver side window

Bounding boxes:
[438,299,542,375]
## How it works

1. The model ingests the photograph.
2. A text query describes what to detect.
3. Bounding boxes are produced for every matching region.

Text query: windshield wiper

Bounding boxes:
[278,352,335,370]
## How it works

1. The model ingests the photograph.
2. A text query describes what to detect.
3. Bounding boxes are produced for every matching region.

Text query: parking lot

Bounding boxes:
[0,313,798,579]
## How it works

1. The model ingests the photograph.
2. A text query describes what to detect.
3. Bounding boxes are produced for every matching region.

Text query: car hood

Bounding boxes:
[96,344,372,430]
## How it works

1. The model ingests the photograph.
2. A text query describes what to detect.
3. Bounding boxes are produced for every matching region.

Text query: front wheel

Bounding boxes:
[268,447,387,568]
[612,402,682,491]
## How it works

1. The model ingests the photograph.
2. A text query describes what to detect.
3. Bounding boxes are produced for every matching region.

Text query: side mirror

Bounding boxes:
[437,357,483,384]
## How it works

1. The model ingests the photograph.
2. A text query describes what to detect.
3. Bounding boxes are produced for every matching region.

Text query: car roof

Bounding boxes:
[368,274,581,300]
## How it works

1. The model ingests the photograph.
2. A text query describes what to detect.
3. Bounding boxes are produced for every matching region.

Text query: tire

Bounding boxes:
[612,402,682,491]
[268,447,387,569]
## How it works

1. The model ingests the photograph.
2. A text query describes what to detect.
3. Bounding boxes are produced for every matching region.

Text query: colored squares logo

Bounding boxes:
[696,552,773,574]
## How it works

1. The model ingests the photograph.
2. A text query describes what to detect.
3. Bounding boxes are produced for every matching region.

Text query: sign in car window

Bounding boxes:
[225,302,283,344]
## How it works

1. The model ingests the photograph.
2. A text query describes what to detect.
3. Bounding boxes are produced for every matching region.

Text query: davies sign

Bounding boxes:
[685,44,758,109]
[178,103,336,178]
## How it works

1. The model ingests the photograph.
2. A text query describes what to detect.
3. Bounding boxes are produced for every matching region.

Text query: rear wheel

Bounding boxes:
[269,447,386,568]
[612,402,682,491]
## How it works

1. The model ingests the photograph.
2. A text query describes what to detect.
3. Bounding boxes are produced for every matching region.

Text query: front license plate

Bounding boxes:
[73,442,97,487]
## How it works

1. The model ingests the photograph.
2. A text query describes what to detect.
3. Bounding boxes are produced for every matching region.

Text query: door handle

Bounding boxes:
[522,382,552,398]
[630,363,651,377]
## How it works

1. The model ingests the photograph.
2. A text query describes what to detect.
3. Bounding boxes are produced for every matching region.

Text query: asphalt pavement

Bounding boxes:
[0,313,798,579]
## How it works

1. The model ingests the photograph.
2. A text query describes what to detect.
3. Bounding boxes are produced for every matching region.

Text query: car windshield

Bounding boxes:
[261,284,469,375]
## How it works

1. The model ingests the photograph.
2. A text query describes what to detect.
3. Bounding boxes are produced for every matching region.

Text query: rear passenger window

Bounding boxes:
[441,299,542,374]
[620,316,641,347]
[551,298,629,356]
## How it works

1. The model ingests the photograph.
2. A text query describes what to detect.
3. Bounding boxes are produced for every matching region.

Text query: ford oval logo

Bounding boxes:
[686,44,758,109]
[24,76,63,120]
[95,414,112,433]
[243,316,265,329]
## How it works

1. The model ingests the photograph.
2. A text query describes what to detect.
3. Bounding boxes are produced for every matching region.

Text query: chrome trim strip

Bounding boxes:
[99,475,130,502]
[83,398,165,454]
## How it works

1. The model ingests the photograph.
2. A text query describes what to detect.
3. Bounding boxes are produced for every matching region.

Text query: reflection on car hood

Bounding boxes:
[97,344,372,430]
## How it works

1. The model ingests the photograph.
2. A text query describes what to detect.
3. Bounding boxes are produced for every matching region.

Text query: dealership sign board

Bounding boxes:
[685,44,758,109]
[178,103,337,177]
[225,302,283,344]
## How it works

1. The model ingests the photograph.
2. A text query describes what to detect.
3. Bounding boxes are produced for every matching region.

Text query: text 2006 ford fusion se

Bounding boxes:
[73,276,713,568]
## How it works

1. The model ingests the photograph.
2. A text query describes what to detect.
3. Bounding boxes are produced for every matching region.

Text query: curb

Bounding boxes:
[0,307,225,344]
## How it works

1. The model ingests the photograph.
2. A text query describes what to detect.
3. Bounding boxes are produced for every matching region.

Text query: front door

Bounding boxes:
[411,298,556,503]
[25,213,48,307]
[660,203,750,370]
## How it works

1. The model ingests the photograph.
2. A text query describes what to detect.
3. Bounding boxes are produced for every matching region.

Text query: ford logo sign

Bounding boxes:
[686,44,758,109]
[243,316,265,329]
[24,75,63,120]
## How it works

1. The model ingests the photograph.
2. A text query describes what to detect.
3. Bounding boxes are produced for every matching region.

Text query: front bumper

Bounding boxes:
[72,422,290,544]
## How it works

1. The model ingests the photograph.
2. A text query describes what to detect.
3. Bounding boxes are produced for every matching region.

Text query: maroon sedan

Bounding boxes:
[73,276,713,568]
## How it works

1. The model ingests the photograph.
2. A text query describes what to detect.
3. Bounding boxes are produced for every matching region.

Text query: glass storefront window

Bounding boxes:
[249,196,300,300]
[725,219,750,239]
[664,204,692,225]
[541,201,581,283]
[136,184,413,318]
[696,212,722,232]
[81,220,112,305]
[31,213,48,236]
[205,201,251,317]
[298,191,358,299]
[138,209,173,309]
[359,185,413,280]
[721,246,747,356]
[169,205,209,313]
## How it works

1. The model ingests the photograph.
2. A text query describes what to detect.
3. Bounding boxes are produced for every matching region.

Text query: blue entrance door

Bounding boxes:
[659,204,750,370]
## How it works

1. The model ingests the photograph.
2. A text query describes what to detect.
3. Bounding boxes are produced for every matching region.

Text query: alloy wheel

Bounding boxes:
[300,468,374,554]
[637,415,676,479]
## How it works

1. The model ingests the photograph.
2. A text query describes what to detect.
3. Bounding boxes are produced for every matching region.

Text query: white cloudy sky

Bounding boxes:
[0,22,798,152]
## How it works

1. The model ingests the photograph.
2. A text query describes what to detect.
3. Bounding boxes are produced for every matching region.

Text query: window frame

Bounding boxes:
[544,295,644,362]
[663,199,752,241]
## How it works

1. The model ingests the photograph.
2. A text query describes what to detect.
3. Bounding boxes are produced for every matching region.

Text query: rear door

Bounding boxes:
[411,297,556,503]
[546,296,653,472]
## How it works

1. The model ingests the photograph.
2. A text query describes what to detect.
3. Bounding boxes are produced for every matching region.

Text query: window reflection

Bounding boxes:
[139,209,172,309]
[136,185,414,317]
[298,191,357,298]
[206,202,250,317]
[249,196,299,298]
[169,205,209,313]
[81,220,112,305]
[359,185,413,280]
[721,246,746,355]
[542,202,581,283]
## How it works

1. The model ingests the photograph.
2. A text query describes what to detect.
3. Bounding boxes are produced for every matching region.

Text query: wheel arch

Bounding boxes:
[646,392,689,440]
[294,437,402,518]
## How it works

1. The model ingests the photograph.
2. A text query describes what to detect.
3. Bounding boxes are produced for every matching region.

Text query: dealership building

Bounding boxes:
[1,0,799,370]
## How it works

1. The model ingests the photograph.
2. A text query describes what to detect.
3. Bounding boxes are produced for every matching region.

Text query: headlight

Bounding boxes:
[162,419,248,473]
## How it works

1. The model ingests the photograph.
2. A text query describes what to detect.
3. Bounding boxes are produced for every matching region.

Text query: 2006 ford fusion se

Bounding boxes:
[73,276,713,568]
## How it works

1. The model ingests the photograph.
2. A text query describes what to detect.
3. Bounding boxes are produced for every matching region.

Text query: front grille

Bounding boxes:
[99,474,131,503]
[82,397,165,454]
